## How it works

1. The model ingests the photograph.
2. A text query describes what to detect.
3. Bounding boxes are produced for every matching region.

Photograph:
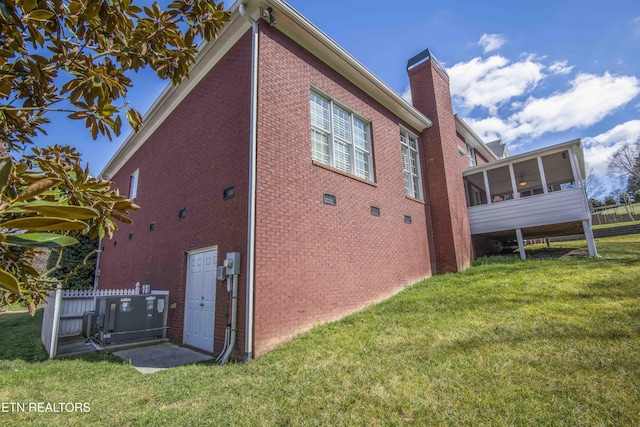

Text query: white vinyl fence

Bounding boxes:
[41,285,138,359]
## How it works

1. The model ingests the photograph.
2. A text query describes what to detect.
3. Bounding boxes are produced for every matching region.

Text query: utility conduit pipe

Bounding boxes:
[218,274,238,365]
[216,325,230,363]
[216,278,233,362]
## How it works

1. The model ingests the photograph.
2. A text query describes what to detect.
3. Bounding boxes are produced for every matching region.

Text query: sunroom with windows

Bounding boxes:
[463,139,597,259]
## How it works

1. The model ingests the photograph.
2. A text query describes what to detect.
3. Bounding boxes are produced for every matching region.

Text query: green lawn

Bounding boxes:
[593,202,639,216]
[1,235,639,426]
[592,220,640,230]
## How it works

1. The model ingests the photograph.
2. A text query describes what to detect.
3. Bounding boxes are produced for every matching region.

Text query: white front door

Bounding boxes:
[184,248,217,353]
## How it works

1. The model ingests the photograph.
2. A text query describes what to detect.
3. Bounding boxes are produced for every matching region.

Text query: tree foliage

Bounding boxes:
[46,234,98,289]
[604,195,617,206]
[0,1,230,313]
[0,146,139,312]
[589,198,603,208]
[1,0,230,148]
[628,176,640,199]
[619,192,631,205]
[625,155,640,197]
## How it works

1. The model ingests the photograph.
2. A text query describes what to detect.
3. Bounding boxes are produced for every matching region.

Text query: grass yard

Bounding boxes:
[593,202,640,217]
[592,220,640,230]
[1,235,639,426]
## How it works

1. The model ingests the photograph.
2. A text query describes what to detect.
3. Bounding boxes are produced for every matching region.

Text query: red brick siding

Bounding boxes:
[455,130,490,166]
[408,59,472,273]
[476,151,489,165]
[97,32,253,352]
[252,24,432,356]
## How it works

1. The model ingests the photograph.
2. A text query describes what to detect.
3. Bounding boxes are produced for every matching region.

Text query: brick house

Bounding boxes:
[96,0,593,360]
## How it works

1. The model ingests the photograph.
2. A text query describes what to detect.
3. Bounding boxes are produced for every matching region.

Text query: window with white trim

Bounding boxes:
[400,129,422,200]
[466,143,476,167]
[129,169,139,200]
[310,91,373,181]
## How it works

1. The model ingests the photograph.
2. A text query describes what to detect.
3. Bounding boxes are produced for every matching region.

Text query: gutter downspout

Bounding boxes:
[240,3,258,362]
[93,239,102,291]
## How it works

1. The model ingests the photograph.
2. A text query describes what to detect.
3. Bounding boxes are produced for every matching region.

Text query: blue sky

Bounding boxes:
[35,0,640,198]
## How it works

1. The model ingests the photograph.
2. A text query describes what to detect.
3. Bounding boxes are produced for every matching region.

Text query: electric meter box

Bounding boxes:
[224,252,241,275]
[92,293,169,345]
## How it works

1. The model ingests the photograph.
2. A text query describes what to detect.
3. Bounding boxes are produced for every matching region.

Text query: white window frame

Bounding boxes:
[400,128,423,200]
[310,90,374,181]
[129,169,139,200]
[467,143,477,167]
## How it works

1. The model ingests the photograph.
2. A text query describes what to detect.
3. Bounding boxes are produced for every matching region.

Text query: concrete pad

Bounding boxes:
[113,343,213,374]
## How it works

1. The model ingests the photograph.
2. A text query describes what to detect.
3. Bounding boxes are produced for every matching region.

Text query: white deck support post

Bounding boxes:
[583,220,598,257]
[567,147,598,257]
[515,228,526,260]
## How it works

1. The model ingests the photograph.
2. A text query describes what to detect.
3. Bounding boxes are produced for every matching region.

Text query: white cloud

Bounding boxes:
[463,73,640,144]
[464,116,532,148]
[632,16,640,39]
[448,55,545,114]
[404,45,638,171]
[513,72,640,137]
[401,86,412,104]
[582,120,640,175]
[584,119,640,147]
[478,33,506,53]
[548,60,574,75]
[464,116,512,142]
[583,143,627,177]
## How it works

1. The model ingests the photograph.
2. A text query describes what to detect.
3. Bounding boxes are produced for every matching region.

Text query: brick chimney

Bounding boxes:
[407,49,472,273]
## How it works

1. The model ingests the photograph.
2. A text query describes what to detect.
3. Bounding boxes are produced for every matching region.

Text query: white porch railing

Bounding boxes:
[41,286,138,359]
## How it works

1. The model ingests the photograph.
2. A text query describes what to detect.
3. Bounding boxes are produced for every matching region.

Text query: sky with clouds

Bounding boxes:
[35,0,640,198]
[293,0,640,197]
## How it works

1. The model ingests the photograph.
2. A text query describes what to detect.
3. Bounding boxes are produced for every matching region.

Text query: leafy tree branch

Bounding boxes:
[0,0,230,312]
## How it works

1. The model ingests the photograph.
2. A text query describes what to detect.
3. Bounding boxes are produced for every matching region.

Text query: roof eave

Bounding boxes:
[100,0,432,179]
[264,0,431,132]
[100,2,251,179]
[454,115,499,161]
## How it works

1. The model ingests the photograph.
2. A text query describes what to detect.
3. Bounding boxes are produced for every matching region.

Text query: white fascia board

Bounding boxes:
[265,0,432,132]
[454,115,498,162]
[100,4,251,179]
[462,139,584,176]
